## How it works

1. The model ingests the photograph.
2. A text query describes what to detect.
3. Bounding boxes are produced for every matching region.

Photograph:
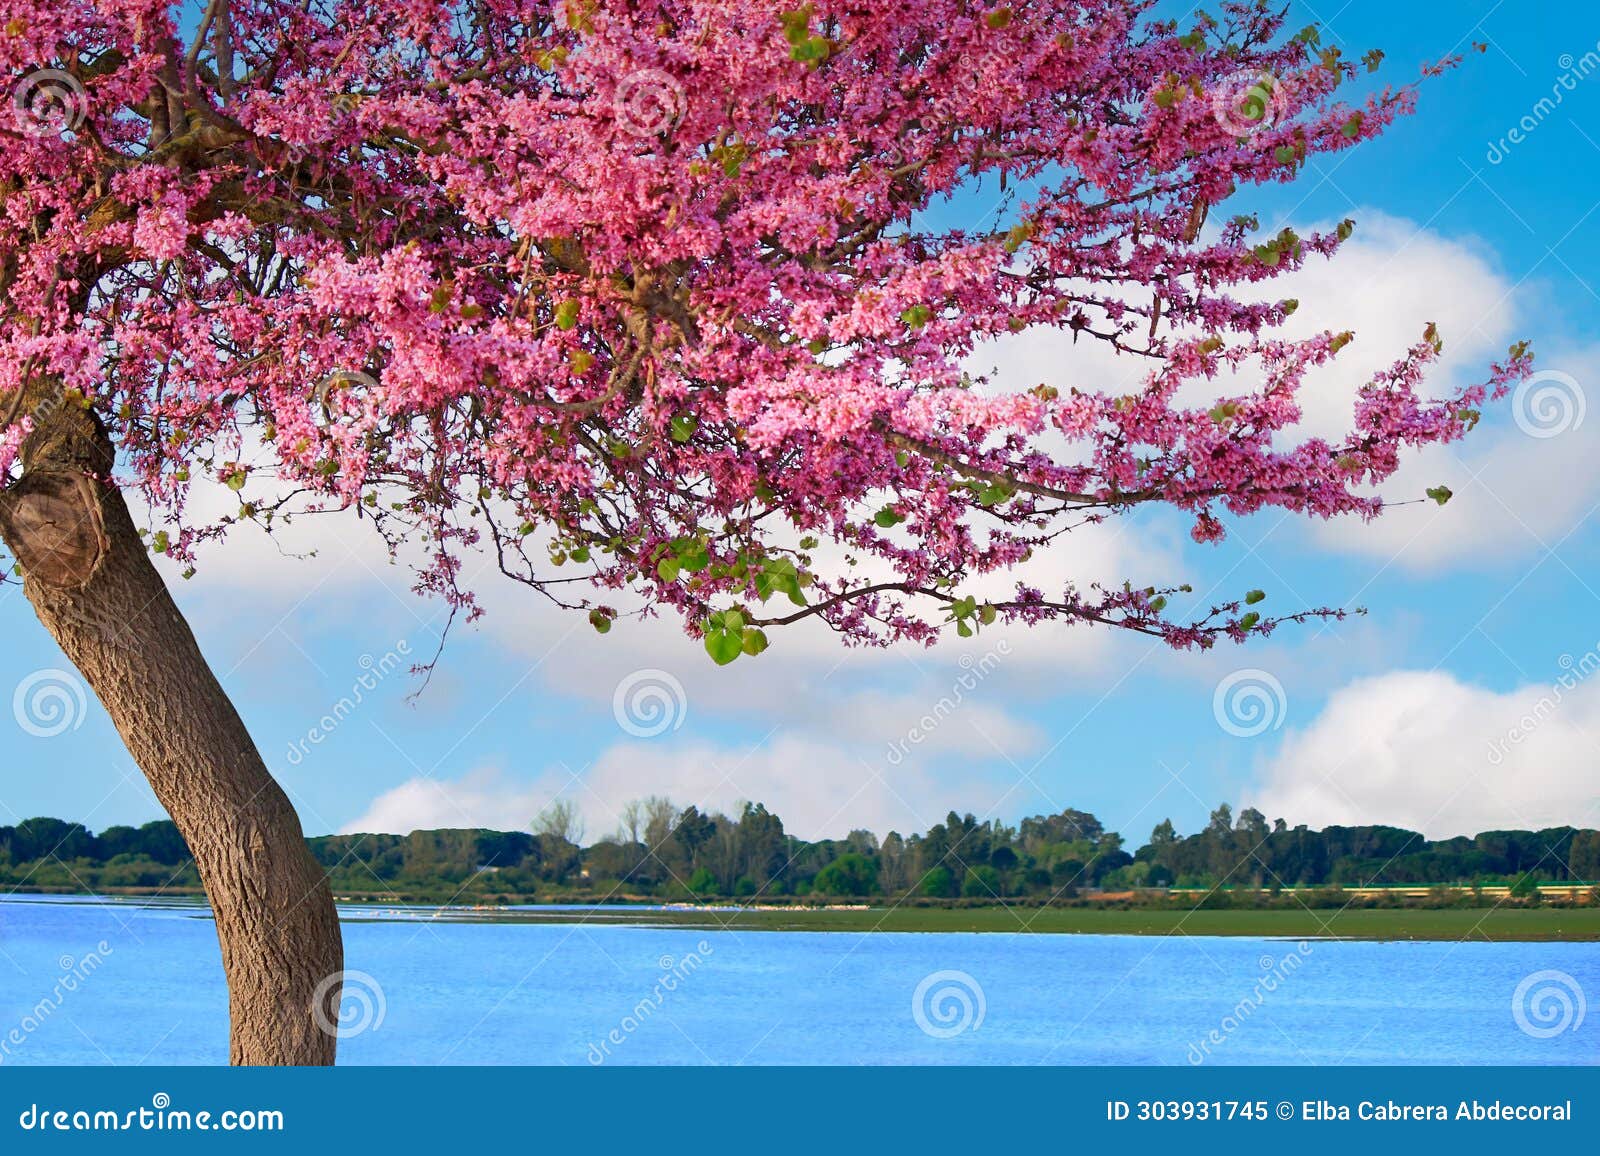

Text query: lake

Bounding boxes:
[0,895,1594,1065]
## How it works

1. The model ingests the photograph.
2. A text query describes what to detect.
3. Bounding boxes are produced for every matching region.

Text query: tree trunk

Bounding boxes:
[0,391,343,1065]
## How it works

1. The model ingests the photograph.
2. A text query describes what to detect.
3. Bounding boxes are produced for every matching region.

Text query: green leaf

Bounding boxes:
[1426,485,1453,507]
[789,35,831,64]
[1002,223,1033,254]
[976,481,1013,507]
[152,530,169,554]
[741,627,769,656]
[705,628,744,665]
[718,142,749,178]
[779,7,813,45]
[984,7,1013,30]
[1238,611,1261,631]
[874,507,906,528]
[900,304,932,329]
[657,556,682,582]
[1245,589,1266,605]
[670,413,698,443]
[588,609,612,634]
[554,299,581,331]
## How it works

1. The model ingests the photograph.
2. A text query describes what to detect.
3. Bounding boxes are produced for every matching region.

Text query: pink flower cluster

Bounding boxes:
[0,1,1529,654]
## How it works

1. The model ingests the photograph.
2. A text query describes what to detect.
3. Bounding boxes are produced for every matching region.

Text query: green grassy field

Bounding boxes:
[369,902,1600,940]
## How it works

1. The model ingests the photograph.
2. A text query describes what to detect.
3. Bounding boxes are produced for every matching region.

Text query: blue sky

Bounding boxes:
[5,0,1600,846]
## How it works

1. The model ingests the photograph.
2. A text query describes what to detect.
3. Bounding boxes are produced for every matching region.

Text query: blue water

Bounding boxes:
[0,895,1594,1065]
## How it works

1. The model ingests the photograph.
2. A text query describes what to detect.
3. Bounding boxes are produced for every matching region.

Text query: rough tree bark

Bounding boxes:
[0,384,343,1065]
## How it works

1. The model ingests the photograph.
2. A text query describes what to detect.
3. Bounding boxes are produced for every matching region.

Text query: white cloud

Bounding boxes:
[575,736,1009,841]
[1239,215,1600,570]
[973,211,1516,441]
[344,732,1034,842]
[342,766,555,836]
[1252,667,1600,839]
[975,211,1600,574]
[1309,355,1600,570]
[1222,211,1517,443]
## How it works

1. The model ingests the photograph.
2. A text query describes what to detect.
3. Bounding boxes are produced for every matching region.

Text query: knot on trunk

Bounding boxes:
[0,470,109,589]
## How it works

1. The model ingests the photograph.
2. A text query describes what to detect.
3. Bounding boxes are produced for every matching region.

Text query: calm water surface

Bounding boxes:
[0,895,1594,1065]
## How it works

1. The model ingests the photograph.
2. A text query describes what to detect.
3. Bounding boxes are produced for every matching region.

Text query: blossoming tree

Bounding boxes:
[0,0,1526,1064]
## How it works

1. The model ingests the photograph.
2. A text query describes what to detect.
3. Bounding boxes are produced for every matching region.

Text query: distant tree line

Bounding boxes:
[4,802,1598,903]
[0,817,199,891]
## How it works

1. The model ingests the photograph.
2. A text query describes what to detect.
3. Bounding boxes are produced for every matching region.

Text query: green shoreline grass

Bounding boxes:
[14,890,1599,940]
[348,903,1600,941]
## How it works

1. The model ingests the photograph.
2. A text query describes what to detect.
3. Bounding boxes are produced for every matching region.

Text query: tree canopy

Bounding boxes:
[0,0,1529,658]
